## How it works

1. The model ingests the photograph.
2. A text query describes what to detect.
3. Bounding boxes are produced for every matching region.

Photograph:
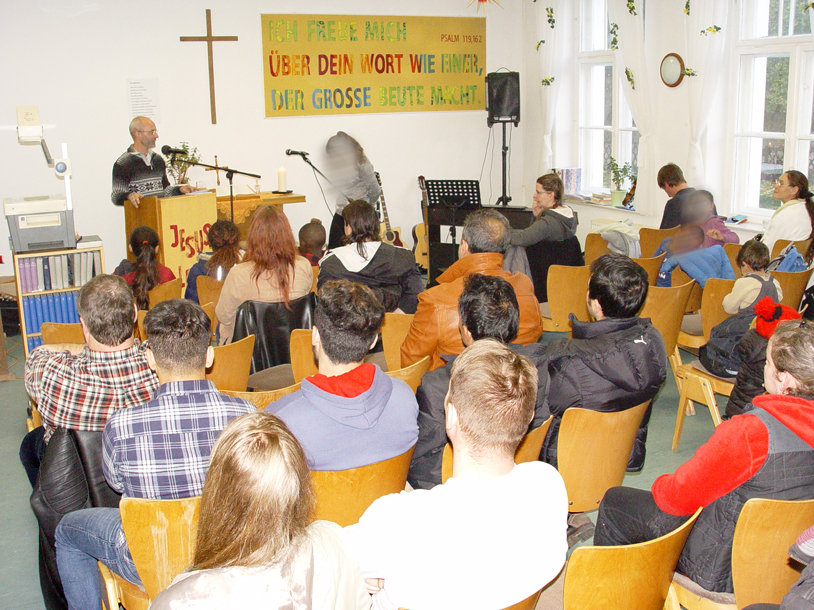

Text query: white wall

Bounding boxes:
[0,0,527,275]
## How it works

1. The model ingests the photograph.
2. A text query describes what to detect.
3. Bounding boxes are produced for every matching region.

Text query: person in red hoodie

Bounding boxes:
[594,319,814,594]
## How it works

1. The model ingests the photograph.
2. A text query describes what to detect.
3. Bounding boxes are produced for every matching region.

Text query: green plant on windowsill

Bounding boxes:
[608,156,635,191]
[165,142,201,185]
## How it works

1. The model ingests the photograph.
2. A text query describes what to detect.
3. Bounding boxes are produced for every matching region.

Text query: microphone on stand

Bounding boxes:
[161,145,187,156]
[285,149,310,158]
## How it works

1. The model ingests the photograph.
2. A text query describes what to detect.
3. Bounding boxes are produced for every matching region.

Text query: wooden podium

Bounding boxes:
[216,191,306,240]
[124,192,218,289]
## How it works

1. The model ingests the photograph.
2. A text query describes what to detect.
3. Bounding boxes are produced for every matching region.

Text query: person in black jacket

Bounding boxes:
[657,163,696,229]
[540,253,667,470]
[318,200,423,313]
[725,298,801,419]
[407,273,550,490]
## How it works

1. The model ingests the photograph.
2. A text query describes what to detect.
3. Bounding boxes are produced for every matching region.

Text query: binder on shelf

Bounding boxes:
[59,293,69,322]
[36,258,45,291]
[33,297,44,334]
[61,254,69,288]
[92,251,101,278]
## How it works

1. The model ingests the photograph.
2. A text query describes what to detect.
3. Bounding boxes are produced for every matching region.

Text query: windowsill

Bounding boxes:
[566,198,646,216]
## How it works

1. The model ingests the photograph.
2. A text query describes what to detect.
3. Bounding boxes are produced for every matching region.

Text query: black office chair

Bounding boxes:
[232,293,317,374]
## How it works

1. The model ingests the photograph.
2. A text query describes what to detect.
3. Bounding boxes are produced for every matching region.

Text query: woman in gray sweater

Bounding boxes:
[510,173,577,247]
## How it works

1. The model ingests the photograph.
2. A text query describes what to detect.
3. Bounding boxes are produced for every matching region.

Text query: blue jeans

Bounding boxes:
[55,507,142,610]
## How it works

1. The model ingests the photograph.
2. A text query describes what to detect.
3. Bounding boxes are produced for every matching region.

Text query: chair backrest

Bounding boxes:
[631,253,667,286]
[699,277,738,340]
[148,278,182,309]
[290,328,318,384]
[639,281,696,356]
[40,322,85,345]
[196,276,224,309]
[639,226,679,258]
[311,445,415,526]
[563,508,702,610]
[771,268,814,310]
[311,265,319,293]
[385,355,431,393]
[557,402,650,512]
[381,312,415,372]
[672,267,703,312]
[137,310,147,341]
[724,242,743,278]
[200,301,217,340]
[584,233,612,266]
[732,497,814,608]
[771,238,813,260]
[525,235,585,303]
[120,496,201,600]
[544,265,592,331]
[221,384,301,410]
[441,417,555,484]
[232,293,317,373]
[205,334,255,391]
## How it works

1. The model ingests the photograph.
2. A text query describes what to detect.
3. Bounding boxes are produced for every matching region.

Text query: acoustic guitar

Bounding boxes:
[412,176,430,270]
[374,172,403,247]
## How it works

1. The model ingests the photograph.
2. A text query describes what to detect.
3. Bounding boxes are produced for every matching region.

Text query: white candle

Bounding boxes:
[277,167,287,192]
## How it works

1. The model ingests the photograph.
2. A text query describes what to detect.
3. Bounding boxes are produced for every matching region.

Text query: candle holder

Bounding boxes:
[272,189,293,194]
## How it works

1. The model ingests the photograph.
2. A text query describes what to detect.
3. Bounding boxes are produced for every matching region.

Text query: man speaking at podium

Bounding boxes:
[111,116,196,208]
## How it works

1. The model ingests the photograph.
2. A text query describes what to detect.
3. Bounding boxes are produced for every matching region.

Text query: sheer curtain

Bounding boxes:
[683,2,734,186]
[607,0,658,215]
[537,0,565,171]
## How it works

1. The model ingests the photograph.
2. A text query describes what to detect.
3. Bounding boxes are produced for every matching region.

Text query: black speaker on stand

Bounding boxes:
[485,71,520,206]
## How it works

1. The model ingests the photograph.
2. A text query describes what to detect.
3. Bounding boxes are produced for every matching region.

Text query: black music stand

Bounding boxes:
[425,180,482,269]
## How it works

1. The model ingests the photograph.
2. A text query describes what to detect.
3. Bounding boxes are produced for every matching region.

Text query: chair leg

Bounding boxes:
[669,347,683,391]
[673,376,695,452]
[699,378,723,427]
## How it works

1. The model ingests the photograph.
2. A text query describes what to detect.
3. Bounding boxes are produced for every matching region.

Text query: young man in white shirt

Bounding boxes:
[344,339,568,610]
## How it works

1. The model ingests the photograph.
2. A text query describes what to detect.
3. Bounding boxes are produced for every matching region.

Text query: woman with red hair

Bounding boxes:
[216,206,312,344]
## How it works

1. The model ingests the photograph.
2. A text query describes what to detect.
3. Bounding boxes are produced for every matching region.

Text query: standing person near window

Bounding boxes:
[215,206,312,344]
[185,220,243,303]
[325,132,382,250]
[509,173,577,248]
[762,171,814,255]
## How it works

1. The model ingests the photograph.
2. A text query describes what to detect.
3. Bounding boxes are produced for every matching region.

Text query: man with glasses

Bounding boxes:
[111,116,195,207]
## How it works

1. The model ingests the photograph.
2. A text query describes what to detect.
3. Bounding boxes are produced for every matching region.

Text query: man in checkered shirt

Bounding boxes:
[54,299,255,610]
[19,274,159,487]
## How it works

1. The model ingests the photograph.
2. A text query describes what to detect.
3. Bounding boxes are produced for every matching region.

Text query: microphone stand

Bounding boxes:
[289,153,353,206]
[171,155,261,222]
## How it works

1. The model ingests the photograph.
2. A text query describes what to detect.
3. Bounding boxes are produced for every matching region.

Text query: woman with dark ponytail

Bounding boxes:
[121,226,176,309]
[762,170,814,255]
[185,220,244,303]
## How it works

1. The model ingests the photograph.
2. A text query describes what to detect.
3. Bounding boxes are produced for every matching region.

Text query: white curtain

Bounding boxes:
[683,2,735,186]
[537,0,565,171]
[607,0,658,215]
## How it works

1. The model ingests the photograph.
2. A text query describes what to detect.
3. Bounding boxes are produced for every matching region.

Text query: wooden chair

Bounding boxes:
[672,266,703,313]
[99,496,200,610]
[385,355,431,394]
[557,402,650,513]
[205,334,255,391]
[147,278,182,309]
[672,364,732,451]
[540,265,592,333]
[640,226,679,258]
[40,322,85,344]
[311,445,415,526]
[639,280,696,388]
[290,328,317,384]
[771,238,813,260]
[381,312,415,372]
[631,252,666,286]
[441,417,553,484]
[136,310,147,342]
[221,384,301,410]
[677,277,737,351]
[671,498,814,610]
[564,508,703,610]
[311,265,319,293]
[771,268,814,310]
[196,276,224,309]
[583,233,611,266]
[724,243,743,278]
[200,301,217,341]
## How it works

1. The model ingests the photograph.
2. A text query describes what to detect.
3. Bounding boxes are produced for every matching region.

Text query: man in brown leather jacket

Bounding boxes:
[400,209,543,370]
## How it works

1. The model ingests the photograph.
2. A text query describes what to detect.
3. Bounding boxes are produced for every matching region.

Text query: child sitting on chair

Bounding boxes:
[298,219,327,266]
[687,190,740,249]
[654,223,706,259]
[113,226,176,310]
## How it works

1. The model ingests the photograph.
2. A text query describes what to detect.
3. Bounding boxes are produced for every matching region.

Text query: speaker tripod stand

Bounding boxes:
[495,122,511,206]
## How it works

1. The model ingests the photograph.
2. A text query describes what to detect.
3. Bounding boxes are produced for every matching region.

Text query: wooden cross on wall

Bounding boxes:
[180,9,238,124]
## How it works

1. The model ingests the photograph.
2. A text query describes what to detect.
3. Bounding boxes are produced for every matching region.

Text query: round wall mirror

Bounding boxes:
[660,53,685,88]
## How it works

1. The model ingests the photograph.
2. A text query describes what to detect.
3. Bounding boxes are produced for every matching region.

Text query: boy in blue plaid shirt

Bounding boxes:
[54,299,254,610]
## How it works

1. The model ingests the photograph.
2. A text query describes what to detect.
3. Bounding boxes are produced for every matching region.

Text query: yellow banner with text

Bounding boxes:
[261,14,486,117]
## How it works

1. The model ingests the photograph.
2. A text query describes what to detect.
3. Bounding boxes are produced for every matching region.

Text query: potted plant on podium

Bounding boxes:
[608,156,635,208]
[165,142,201,185]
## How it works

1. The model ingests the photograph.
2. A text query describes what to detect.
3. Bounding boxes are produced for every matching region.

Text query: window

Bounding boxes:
[733,0,814,212]
[578,0,640,191]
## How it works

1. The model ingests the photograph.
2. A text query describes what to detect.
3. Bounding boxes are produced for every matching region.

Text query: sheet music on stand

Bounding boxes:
[425,180,482,210]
